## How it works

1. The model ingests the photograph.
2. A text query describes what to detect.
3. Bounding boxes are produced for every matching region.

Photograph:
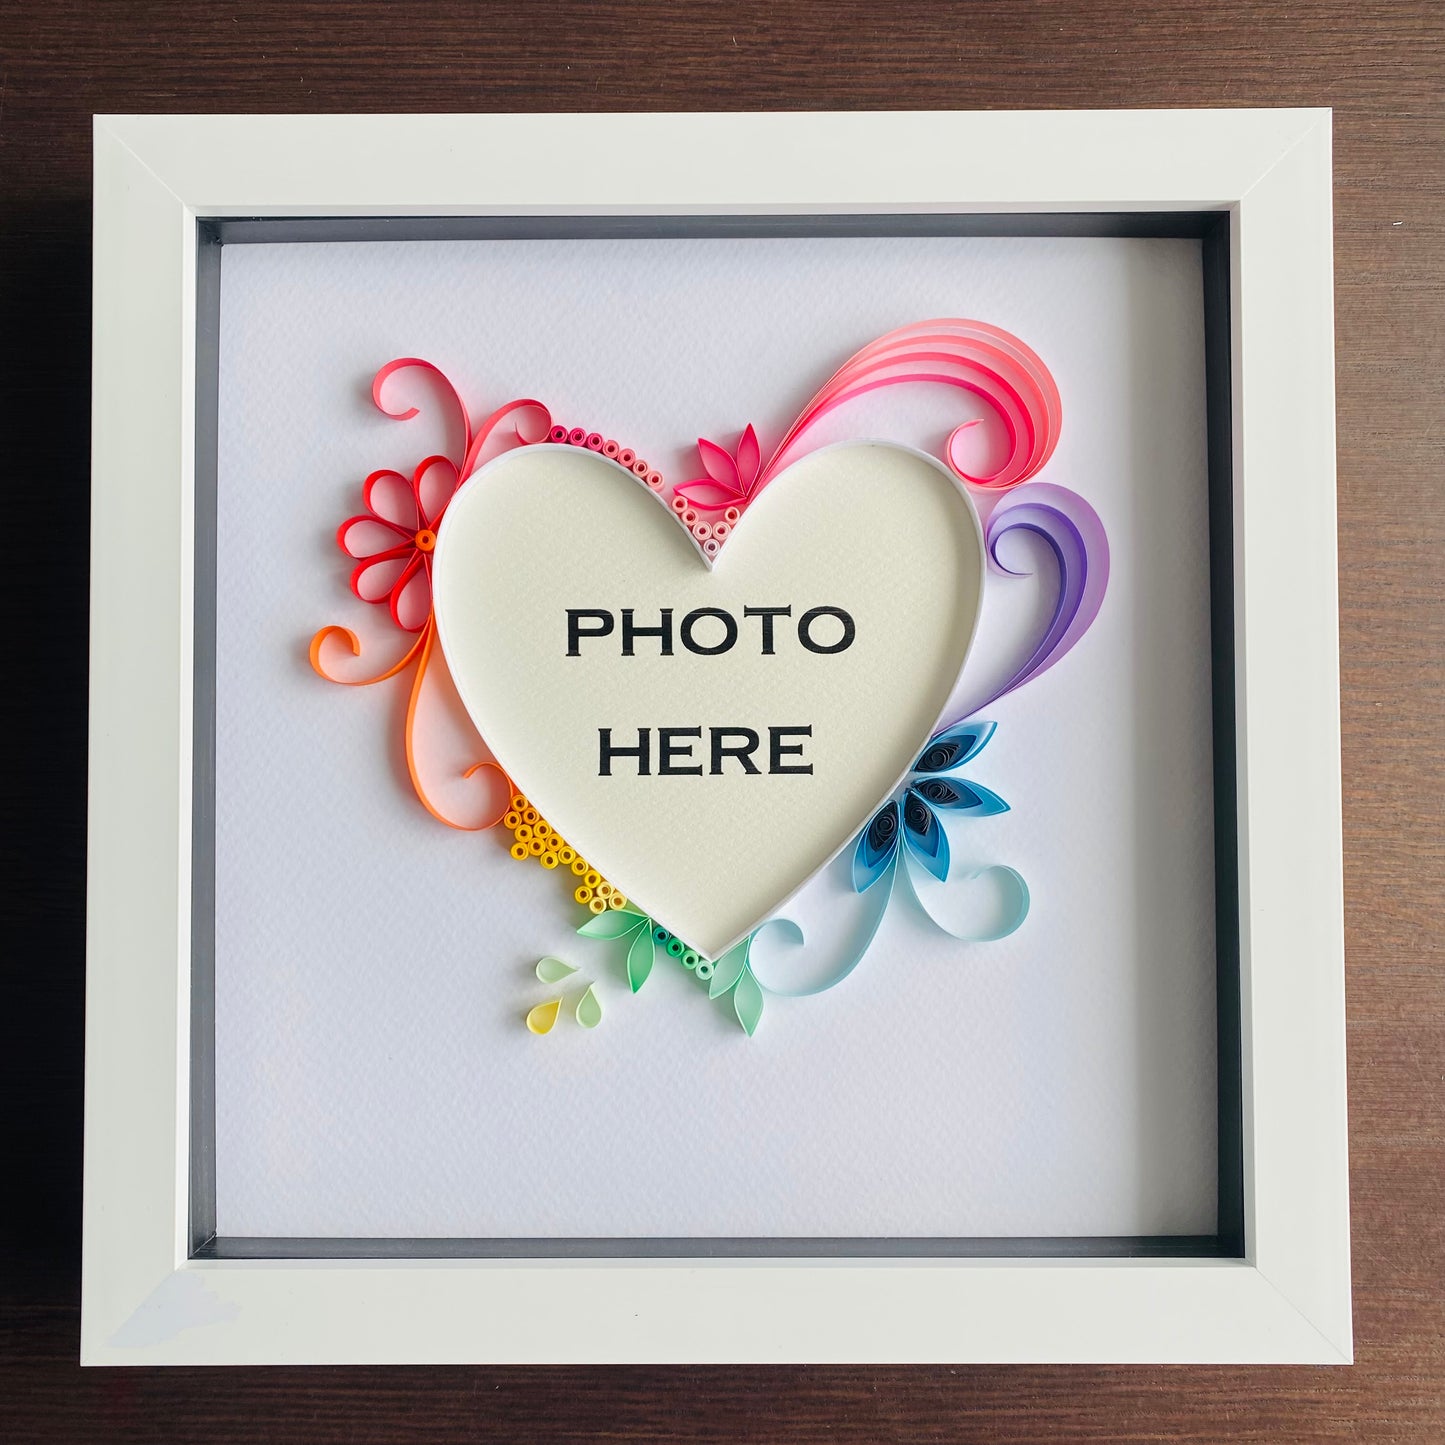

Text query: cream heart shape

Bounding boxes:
[433,441,984,959]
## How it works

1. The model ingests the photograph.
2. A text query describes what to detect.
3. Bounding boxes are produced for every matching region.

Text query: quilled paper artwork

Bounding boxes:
[309,320,1110,1036]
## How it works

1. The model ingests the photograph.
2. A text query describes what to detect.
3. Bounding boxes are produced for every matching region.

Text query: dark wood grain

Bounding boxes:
[2,1,1441,1439]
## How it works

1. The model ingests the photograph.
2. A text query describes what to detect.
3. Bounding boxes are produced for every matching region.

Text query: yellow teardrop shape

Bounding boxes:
[575,983,603,1030]
[526,998,562,1035]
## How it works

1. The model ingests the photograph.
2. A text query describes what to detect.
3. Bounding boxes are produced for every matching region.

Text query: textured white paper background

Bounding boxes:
[214,235,1218,1238]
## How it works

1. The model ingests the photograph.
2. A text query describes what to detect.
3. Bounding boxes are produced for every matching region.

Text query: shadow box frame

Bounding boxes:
[82,108,1349,1365]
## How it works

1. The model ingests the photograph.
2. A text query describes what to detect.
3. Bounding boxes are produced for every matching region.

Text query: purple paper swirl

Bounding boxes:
[944,482,1110,726]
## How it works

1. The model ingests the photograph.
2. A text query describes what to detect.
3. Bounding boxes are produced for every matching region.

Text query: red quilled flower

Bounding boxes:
[337,454,461,632]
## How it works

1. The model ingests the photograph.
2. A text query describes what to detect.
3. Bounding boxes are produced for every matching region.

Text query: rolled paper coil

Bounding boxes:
[682,950,700,969]
[695,959,715,981]
[510,842,529,861]
[608,893,628,909]
[527,838,545,856]
[618,448,636,467]
[558,846,576,865]
[574,885,593,904]
[645,470,664,491]
[503,811,521,829]
[584,870,601,889]
[570,858,589,876]
[724,506,741,525]
[567,427,587,446]
[702,538,721,558]
[666,937,685,958]
[681,508,698,527]
[511,794,527,811]
[522,807,538,824]
[711,522,730,541]
[602,439,620,458]
[670,495,688,515]
[692,520,713,540]
[588,896,608,914]
[631,459,650,477]
[653,925,672,945]
[585,432,604,451]
[541,852,559,869]
[596,881,614,899]
[514,824,533,842]
[548,425,568,443]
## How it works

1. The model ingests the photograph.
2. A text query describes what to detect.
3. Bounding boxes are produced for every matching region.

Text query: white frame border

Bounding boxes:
[84,109,1348,1365]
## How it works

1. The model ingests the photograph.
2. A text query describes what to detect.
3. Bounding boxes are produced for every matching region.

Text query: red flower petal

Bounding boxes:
[338,515,412,560]
[363,469,419,530]
[390,556,432,632]
[351,547,414,604]
[413,455,461,528]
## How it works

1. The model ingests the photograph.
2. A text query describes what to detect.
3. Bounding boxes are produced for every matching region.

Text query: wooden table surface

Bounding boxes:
[3,2,1441,1439]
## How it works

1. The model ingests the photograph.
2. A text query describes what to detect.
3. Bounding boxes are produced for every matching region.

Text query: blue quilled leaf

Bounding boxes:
[853,801,900,892]
[912,720,997,775]
[902,790,950,881]
[912,776,1010,817]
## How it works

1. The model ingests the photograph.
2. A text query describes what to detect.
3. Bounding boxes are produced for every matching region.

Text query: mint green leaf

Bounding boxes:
[627,926,655,992]
[535,956,578,984]
[708,942,748,999]
[575,983,603,1029]
[578,912,646,939]
[733,968,764,1036]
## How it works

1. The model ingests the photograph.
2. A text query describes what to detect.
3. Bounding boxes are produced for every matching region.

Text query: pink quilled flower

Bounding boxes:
[337,454,461,632]
[672,425,762,512]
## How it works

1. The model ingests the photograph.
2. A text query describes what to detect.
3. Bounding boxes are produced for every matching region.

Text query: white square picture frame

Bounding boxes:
[84,109,1348,1365]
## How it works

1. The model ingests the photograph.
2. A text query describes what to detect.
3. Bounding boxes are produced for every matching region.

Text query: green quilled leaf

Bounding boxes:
[627,925,655,993]
[733,968,765,1037]
[708,942,749,999]
[575,983,603,1029]
[535,955,578,984]
[577,909,646,939]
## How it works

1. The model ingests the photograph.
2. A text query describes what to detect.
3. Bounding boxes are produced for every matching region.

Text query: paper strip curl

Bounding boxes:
[309,616,511,831]
[947,483,1110,724]
[312,329,1105,1037]
[312,360,552,828]
[758,318,1062,494]
[747,721,1027,1000]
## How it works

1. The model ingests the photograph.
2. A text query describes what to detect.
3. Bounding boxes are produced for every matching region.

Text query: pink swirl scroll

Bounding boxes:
[371,357,551,484]
[756,318,1063,495]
